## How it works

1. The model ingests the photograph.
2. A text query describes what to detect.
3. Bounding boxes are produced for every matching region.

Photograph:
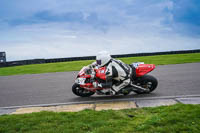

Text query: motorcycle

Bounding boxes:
[72,62,158,97]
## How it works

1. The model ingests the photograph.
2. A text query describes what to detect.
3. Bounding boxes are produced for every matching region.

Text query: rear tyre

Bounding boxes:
[72,83,95,97]
[133,75,158,94]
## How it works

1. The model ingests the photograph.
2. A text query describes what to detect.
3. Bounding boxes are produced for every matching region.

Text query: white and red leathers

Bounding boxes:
[107,59,132,93]
[92,58,132,94]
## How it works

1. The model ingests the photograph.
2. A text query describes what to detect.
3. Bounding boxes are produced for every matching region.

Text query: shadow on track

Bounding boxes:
[69,93,160,102]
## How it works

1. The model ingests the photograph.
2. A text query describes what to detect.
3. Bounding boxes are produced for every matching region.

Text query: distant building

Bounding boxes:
[0,52,6,63]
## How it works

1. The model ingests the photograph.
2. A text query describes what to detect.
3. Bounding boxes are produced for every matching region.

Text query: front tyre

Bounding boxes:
[72,83,95,97]
[134,75,158,94]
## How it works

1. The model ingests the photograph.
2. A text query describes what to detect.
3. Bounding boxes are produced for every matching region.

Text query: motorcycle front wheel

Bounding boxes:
[72,83,95,97]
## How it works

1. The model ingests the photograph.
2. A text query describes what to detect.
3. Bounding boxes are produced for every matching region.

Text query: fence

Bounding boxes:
[0,49,200,67]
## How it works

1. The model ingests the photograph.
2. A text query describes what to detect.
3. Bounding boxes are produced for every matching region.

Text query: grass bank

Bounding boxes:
[0,53,200,76]
[0,104,200,133]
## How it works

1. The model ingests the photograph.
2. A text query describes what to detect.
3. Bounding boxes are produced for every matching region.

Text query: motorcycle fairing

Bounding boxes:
[95,67,106,80]
[79,67,107,91]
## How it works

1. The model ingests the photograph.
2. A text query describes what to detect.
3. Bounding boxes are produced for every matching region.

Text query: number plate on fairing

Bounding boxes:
[75,78,86,85]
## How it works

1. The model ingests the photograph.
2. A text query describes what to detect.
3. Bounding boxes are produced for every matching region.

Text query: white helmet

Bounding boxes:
[96,51,111,67]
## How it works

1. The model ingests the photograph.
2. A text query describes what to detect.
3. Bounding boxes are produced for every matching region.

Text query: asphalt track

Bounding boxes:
[0,63,200,108]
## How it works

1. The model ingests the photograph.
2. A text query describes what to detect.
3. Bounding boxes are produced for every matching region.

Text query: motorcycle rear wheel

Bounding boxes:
[133,75,158,94]
[72,83,95,97]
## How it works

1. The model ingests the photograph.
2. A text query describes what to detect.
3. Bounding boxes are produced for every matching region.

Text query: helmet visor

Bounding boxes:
[96,60,101,65]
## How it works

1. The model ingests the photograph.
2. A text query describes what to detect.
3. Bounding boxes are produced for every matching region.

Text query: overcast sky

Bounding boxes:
[0,0,200,61]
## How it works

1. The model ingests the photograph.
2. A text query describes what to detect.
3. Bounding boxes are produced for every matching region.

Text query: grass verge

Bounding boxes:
[0,104,200,133]
[0,53,200,76]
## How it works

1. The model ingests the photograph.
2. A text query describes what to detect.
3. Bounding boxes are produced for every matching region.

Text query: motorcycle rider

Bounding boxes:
[92,51,134,95]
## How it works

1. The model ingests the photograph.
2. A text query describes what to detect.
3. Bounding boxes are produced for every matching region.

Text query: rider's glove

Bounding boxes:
[91,62,97,68]
[89,62,97,69]
[93,82,102,88]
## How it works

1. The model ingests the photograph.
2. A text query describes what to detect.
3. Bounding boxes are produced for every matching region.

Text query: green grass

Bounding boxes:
[0,104,200,133]
[0,53,200,76]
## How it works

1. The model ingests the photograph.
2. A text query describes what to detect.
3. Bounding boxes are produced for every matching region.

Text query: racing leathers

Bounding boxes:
[97,58,133,94]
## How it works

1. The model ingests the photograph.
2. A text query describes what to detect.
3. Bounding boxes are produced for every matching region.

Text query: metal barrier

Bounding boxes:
[0,49,200,67]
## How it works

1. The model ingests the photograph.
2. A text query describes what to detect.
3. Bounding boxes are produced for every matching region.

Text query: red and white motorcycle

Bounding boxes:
[72,62,158,97]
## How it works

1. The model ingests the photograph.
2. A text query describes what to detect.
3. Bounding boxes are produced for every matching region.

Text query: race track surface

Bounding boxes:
[0,63,200,107]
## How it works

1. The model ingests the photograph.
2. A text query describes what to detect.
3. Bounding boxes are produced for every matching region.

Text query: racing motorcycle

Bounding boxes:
[72,62,158,97]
